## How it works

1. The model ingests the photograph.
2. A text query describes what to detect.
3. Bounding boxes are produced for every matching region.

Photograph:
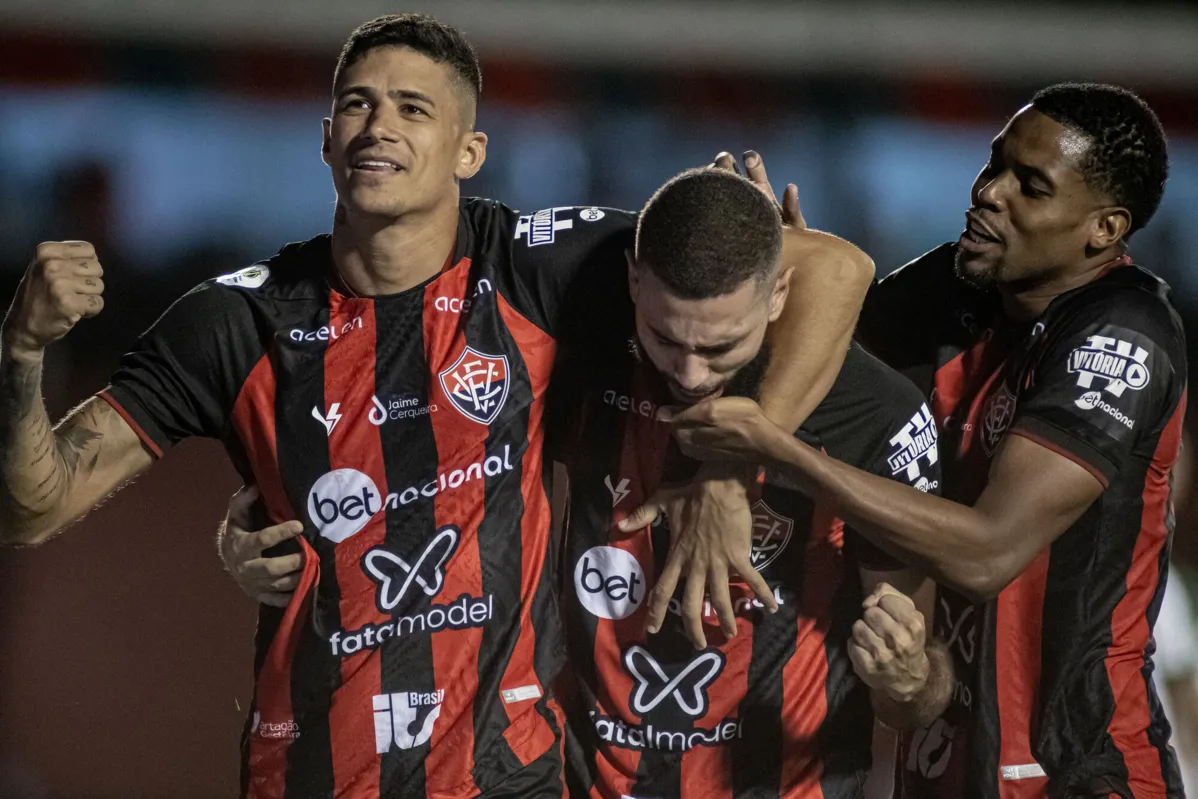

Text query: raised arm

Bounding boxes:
[0,242,153,545]
[720,150,875,430]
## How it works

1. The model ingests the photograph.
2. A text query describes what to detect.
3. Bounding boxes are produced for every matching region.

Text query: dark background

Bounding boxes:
[1,1,1196,796]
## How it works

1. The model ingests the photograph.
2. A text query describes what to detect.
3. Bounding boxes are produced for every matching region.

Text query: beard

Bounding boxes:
[722,340,772,402]
[629,333,772,405]
[954,246,1000,289]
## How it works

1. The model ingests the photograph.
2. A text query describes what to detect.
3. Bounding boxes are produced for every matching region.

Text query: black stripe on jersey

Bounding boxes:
[374,295,439,798]
[815,559,873,798]
[467,283,533,786]
[557,353,637,797]
[730,496,811,799]
[274,306,340,798]
[1148,536,1184,796]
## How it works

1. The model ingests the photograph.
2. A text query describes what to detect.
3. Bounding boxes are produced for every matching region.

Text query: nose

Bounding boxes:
[672,354,711,393]
[365,105,401,143]
[974,171,1006,212]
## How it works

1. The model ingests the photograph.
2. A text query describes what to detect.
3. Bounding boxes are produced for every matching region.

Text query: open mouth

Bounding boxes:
[351,156,403,173]
[960,210,1002,251]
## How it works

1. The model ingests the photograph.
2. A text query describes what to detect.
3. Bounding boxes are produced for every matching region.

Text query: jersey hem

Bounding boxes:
[1007,419,1112,488]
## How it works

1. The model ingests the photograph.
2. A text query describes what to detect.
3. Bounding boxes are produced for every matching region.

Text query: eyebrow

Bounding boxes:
[990,140,1056,189]
[646,322,744,355]
[336,86,437,107]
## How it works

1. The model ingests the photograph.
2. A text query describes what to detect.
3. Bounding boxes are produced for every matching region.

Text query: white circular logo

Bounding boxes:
[1125,362,1150,390]
[308,468,381,543]
[1077,390,1102,409]
[579,207,605,222]
[574,546,645,619]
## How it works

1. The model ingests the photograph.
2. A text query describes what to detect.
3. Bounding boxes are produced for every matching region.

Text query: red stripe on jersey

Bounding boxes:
[323,294,391,797]
[929,337,994,440]
[226,350,303,799]
[594,368,671,797]
[247,536,320,799]
[1006,429,1110,489]
[96,390,165,459]
[422,260,483,797]
[1104,391,1186,796]
[778,503,843,798]
[493,289,560,765]
[228,355,294,525]
[994,548,1050,799]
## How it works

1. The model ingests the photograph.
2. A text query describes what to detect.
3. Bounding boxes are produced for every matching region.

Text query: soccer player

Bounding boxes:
[658,84,1187,798]
[550,168,953,798]
[0,14,872,799]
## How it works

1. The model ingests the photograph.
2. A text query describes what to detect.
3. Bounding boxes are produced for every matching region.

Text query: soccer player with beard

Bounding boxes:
[0,14,875,799]
[547,168,953,799]
[659,85,1187,798]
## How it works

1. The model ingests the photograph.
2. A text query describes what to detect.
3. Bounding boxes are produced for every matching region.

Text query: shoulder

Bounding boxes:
[207,235,329,301]
[157,235,328,331]
[1043,265,1185,357]
[804,344,932,458]
[512,205,637,253]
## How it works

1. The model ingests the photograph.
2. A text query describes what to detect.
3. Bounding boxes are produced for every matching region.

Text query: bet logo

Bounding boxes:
[574,546,645,620]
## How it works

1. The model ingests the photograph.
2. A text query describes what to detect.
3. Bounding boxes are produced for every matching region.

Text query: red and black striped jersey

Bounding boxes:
[858,244,1188,799]
[552,322,942,799]
[98,199,638,799]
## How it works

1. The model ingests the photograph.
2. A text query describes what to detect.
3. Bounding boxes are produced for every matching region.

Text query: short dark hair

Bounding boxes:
[1031,82,1168,237]
[635,168,783,299]
[334,14,482,113]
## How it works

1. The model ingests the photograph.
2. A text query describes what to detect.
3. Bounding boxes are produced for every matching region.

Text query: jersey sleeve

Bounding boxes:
[508,206,638,341]
[1009,290,1186,488]
[846,395,944,572]
[98,281,259,457]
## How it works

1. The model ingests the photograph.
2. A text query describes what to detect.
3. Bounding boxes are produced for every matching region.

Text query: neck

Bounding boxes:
[999,247,1127,322]
[330,193,460,296]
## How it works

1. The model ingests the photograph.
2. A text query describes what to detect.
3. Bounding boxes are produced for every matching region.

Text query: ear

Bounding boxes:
[455,131,488,180]
[626,249,640,305]
[767,265,793,322]
[1090,206,1132,250]
[321,118,333,168]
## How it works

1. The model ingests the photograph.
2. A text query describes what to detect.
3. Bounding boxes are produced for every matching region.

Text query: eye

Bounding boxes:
[1021,180,1048,198]
[340,99,370,112]
[401,104,427,116]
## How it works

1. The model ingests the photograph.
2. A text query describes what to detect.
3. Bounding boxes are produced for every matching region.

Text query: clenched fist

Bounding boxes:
[848,582,930,703]
[2,241,105,358]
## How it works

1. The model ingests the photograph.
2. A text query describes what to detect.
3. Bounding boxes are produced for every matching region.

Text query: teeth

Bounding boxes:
[357,160,399,170]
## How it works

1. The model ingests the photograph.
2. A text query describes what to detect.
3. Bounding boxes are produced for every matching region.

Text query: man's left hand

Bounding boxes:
[662,397,794,466]
[619,462,778,648]
[848,583,930,703]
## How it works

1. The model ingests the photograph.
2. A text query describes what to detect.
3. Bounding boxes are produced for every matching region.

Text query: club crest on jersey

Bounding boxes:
[981,381,1017,456]
[750,500,793,571]
[439,347,510,425]
[1067,335,1150,398]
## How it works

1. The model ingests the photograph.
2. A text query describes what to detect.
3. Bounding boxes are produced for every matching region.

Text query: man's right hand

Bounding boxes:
[2,241,105,359]
[219,485,305,607]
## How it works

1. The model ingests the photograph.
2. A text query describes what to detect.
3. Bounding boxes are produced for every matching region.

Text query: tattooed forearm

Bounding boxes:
[0,349,66,526]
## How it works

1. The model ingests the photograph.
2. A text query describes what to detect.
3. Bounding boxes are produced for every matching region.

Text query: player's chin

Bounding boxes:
[344,190,410,220]
[953,246,1001,288]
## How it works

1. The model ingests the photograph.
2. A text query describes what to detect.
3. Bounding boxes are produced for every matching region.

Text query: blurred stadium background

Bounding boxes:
[0,1,1196,796]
